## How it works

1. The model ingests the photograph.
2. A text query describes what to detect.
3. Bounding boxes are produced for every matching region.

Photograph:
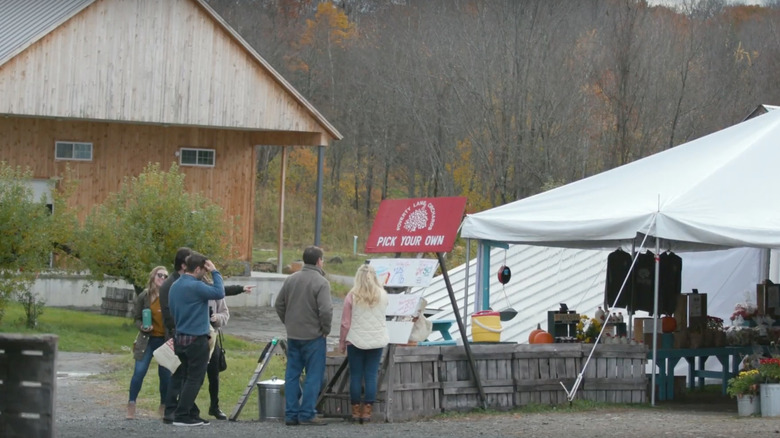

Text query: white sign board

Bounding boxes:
[386,292,423,317]
[386,321,415,344]
[368,258,438,287]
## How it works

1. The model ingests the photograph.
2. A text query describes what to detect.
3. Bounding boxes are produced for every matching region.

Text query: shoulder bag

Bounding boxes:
[217,329,227,372]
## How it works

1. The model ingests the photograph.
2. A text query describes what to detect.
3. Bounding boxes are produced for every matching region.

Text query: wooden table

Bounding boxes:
[648,345,760,401]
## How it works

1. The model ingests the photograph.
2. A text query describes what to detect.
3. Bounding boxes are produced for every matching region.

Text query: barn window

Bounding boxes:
[55,141,92,161]
[179,148,215,167]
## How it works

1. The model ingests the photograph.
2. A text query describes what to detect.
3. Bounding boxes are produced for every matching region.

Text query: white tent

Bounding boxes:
[457,108,780,404]
[422,246,764,344]
[460,109,780,250]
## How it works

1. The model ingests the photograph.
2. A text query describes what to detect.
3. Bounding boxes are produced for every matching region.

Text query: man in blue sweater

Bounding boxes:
[167,252,225,427]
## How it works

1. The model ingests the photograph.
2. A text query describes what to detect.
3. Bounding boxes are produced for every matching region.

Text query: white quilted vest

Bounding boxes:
[346,294,389,350]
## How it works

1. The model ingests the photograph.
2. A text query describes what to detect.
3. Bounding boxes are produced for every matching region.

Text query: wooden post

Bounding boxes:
[383,344,397,422]
[277,146,288,273]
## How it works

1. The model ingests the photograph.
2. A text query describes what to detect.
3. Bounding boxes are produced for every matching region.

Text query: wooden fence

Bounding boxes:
[322,343,647,422]
[0,334,58,438]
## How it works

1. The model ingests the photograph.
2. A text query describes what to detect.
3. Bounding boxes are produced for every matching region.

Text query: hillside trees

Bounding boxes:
[208,0,780,223]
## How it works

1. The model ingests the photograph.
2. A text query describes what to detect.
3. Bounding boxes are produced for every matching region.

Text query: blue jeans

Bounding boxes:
[284,337,326,422]
[128,336,171,403]
[347,345,384,404]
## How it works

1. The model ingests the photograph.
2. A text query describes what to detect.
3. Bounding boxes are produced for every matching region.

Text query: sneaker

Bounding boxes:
[194,416,211,425]
[285,420,299,426]
[299,417,327,426]
[172,418,205,427]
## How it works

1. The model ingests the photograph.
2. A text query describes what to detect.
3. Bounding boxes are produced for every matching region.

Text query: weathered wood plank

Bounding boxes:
[321,343,646,419]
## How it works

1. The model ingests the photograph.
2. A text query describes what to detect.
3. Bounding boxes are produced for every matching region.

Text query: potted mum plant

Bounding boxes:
[727,369,761,416]
[758,356,780,417]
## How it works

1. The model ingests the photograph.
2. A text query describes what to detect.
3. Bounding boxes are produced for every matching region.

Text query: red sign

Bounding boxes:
[365,197,466,253]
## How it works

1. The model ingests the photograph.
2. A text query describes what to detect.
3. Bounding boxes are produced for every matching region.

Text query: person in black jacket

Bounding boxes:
[206,284,254,420]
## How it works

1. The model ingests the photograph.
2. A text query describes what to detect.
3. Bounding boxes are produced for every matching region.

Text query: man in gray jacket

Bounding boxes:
[275,246,332,426]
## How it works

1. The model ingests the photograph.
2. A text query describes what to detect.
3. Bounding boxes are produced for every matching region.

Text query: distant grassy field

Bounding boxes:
[252,247,367,277]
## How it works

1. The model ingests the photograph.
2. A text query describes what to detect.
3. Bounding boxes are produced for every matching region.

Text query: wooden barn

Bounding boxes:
[0,0,342,261]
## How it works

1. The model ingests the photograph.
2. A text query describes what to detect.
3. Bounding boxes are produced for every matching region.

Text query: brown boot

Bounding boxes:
[126,401,135,420]
[351,403,362,423]
[361,403,373,424]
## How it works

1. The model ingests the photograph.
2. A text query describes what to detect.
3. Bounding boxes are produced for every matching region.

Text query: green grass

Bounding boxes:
[0,302,286,421]
[0,303,136,352]
[106,346,287,420]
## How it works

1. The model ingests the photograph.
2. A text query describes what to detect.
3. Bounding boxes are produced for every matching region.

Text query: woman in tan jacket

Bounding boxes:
[127,266,170,419]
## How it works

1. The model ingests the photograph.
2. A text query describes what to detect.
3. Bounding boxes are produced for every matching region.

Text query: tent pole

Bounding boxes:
[761,248,771,281]
[437,251,488,409]
[651,238,661,407]
[475,243,484,311]
[464,239,471,321]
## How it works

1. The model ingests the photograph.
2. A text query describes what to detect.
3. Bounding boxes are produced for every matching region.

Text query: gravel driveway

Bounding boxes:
[50,304,780,438]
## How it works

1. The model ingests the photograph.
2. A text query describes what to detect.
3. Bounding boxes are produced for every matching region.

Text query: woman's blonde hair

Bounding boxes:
[350,264,385,307]
[146,265,168,301]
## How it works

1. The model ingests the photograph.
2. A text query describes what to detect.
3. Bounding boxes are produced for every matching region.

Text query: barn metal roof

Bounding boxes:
[0,0,95,66]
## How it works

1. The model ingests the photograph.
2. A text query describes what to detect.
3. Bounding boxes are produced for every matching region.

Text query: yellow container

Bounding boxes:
[471,310,502,342]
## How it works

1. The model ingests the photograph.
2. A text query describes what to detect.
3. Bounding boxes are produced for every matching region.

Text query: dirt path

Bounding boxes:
[224,299,343,347]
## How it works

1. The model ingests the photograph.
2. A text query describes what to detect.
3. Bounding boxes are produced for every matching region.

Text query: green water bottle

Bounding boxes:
[142,308,152,330]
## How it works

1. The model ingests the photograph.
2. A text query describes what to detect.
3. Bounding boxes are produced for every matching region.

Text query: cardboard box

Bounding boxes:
[633,318,646,343]
[644,332,674,349]
[633,317,661,343]
[758,282,780,317]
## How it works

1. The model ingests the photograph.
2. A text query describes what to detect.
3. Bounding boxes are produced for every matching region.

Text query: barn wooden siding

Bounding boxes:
[322,343,647,422]
[0,117,259,260]
[0,0,330,138]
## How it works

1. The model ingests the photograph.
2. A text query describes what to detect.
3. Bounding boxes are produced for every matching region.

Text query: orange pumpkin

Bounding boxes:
[530,330,554,344]
[661,316,677,333]
[528,323,545,343]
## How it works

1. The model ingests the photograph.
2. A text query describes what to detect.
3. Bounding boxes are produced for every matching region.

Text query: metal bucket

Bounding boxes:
[257,377,285,421]
[761,383,780,417]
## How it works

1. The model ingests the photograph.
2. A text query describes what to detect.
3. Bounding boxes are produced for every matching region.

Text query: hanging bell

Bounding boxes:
[497,265,511,285]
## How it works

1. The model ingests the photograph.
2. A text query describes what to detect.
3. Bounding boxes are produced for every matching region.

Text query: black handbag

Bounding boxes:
[217,329,227,372]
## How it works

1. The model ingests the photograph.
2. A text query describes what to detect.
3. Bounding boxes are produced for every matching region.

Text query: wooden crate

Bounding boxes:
[579,343,647,403]
[322,346,442,422]
[100,287,135,318]
[514,344,581,406]
[440,344,516,411]
[378,345,441,421]
[319,342,647,422]
[323,356,351,418]
[0,334,58,438]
